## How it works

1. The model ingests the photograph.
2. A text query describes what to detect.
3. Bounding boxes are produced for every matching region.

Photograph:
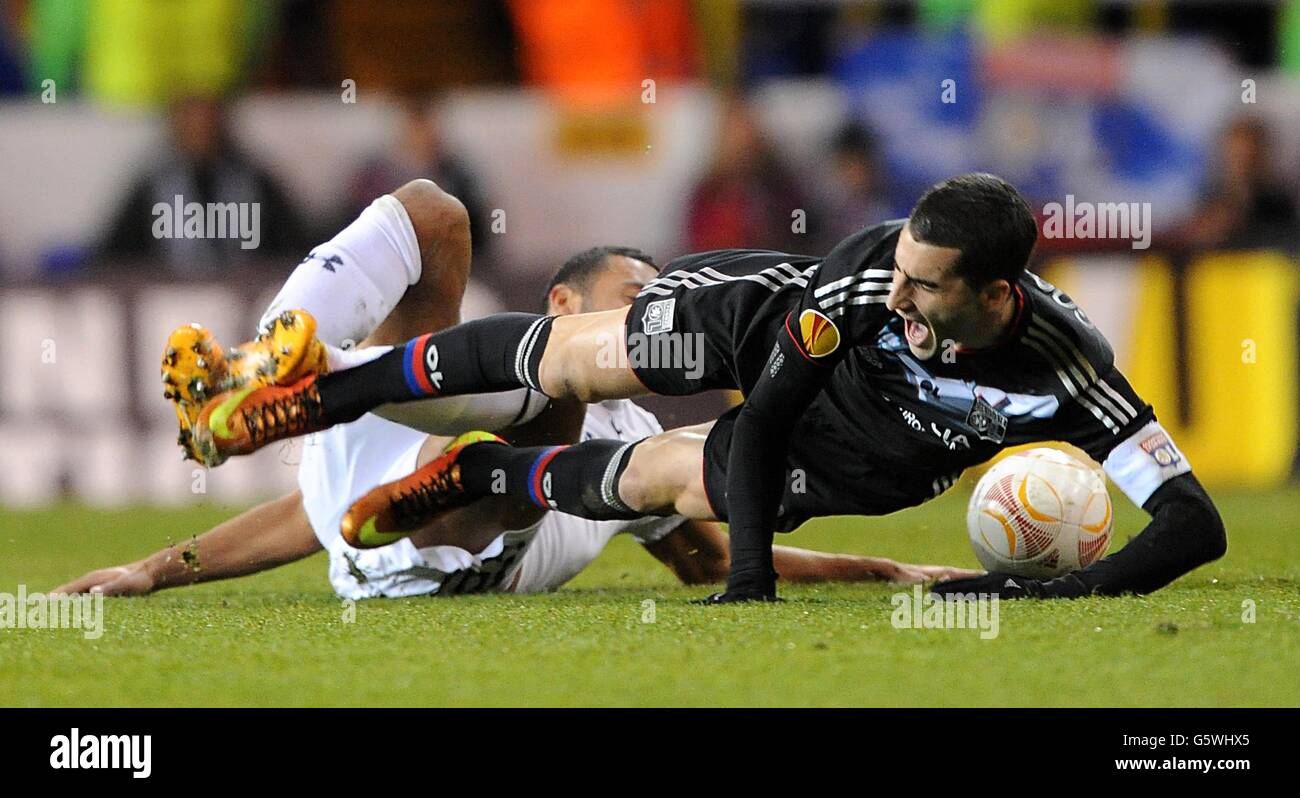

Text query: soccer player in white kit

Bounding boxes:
[54,180,977,598]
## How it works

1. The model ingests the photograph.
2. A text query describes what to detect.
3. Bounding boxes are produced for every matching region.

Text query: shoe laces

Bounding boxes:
[390,462,463,528]
[243,381,324,445]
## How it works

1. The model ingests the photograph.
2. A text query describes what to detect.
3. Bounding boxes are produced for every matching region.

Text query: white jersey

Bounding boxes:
[297,399,685,599]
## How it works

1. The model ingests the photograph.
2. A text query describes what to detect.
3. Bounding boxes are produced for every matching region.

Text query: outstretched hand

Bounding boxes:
[51,563,154,597]
[877,560,984,585]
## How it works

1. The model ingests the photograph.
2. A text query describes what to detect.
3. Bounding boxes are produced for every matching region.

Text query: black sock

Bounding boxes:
[458,439,642,520]
[316,313,553,423]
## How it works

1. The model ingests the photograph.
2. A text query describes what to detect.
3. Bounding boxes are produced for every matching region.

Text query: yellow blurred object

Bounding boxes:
[1135,253,1298,486]
[83,0,252,105]
[1039,251,1298,488]
[973,0,1096,44]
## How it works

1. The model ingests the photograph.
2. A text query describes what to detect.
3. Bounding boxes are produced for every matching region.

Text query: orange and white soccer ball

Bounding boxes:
[966,448,1113,579]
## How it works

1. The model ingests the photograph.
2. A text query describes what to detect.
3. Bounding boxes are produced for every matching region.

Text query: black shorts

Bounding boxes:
[625,248,818,396]
[624,288,740,396]
[700,403,947,532]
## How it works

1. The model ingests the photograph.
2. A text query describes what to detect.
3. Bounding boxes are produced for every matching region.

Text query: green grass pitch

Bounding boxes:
[2,488,1297,707]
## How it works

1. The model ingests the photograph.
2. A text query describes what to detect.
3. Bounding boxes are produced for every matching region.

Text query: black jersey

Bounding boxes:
[694,272,1165,525]
[629,221,901,395]
[814,270,1153,475]
[627,221,1190,596]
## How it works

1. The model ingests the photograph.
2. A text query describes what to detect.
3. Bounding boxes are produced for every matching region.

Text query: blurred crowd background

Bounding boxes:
[1,0,1298,506]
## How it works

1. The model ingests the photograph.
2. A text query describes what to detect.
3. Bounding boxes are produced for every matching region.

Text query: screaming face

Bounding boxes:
[887,224,1003,360]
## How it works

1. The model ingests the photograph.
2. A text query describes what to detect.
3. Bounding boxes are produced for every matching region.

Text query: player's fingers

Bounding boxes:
[51,572,111,595]
[92,575,135,597]
[886,565,928,584]
[51,567,130,595]
[916,565,984,581]
[86,567,155,597]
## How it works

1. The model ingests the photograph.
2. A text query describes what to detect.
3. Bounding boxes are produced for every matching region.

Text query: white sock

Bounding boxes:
[259,194,421,348]
[259,193,549,435]
[325,343,391,372]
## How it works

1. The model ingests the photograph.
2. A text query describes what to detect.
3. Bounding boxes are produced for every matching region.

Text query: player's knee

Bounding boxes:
[616,457,670,515]
[394,179,467,226]
[393,179,470,261]
[537,346,597,402]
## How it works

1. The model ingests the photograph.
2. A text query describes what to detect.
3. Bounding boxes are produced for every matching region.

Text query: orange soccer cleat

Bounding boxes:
[162,310,328,462]
[191,374,331,467]
[341,431,504,549]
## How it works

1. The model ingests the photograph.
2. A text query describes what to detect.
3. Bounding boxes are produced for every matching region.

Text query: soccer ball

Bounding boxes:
[966,448,1113,579]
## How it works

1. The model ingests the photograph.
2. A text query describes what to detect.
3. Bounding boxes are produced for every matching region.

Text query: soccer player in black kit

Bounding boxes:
[194,173,1226,603]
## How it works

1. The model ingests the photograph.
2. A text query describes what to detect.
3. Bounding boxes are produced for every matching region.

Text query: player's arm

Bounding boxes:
[1031,469,1224,598]
[936,378,1227,599]
[713,323,833,601]
[710,227,892,602]
[51,491,321,596]
[646,519,982,585]
[1036,415,1225,598]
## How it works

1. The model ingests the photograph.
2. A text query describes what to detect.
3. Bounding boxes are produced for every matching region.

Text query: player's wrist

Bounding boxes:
[142,548,185,591]
[724,565,779,598]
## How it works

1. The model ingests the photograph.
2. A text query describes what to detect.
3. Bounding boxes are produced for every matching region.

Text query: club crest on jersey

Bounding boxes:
[798,309,840,358]
[642,298,676,334]
[965,395,1008,443]
[1140,430,1182,467]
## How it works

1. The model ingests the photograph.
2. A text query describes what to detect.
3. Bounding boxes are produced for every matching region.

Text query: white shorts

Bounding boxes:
[298,411,685,600]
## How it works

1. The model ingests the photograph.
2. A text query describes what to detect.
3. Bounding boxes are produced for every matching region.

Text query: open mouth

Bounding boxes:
[904,317,930,347]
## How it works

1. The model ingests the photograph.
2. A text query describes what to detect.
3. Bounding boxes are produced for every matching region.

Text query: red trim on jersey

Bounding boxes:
[783,312,817,363]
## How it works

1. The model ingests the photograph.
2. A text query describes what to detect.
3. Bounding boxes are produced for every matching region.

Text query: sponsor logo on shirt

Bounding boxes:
[798,309,840,358]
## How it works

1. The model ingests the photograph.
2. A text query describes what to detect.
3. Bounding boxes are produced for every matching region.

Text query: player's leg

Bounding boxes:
[192,246,749,462]
[611,422,716,518]
[341,420,715,548]
[166,179,445,432]
[349,178,469,346]
[179,181,553,463]
[314,304,646,418]
[322,398,588,597]
[166,182,432,461]
[190,303,646,463]
[400,395,587,554]
[324,179,550,434]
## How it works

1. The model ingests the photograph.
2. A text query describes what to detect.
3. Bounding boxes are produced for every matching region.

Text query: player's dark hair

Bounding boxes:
[543,246,659,310]
[907,173,1037,289]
